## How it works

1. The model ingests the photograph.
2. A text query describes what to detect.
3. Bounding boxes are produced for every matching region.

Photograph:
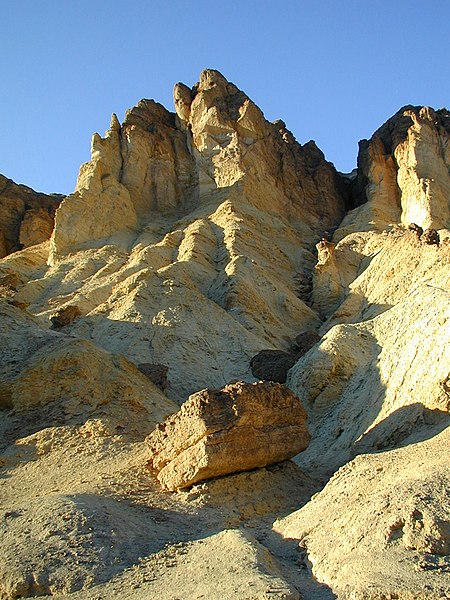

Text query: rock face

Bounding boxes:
[291,230,450,477]
[49,68,347,264]
[2,69,348,403]
[147,381,310,490]
[275,426,450,600]
[338,105,450,239]
[0,301,177,441]
[0,174,62,257]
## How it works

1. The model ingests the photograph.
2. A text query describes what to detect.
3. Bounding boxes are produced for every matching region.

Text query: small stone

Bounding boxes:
[50,305,82,329]
[421,228,440,245]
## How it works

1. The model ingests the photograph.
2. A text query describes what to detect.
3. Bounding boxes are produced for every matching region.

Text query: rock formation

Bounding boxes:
[275,425,450,599]
[0,174,62,258]
[0,70,449,599]
[147,381,310,490]
[338,105,450,239]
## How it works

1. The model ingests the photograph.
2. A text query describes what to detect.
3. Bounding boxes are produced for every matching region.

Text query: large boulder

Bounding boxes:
[147,381,310,490]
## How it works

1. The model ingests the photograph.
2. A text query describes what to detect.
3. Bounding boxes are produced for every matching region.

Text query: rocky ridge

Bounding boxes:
[0,70,449,599]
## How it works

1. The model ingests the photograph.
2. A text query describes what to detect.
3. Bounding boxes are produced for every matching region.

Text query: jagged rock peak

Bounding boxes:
[110,113,121,132]
[123,98,176,130]
[363,104,450,156]
[48,68,347,262]
[173,82,194,122]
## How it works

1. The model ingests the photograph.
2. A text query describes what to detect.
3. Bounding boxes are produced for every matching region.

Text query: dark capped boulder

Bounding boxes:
[250,350,298,383]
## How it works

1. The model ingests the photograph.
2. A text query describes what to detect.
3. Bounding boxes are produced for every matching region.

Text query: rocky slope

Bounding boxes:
[0,70,449,599]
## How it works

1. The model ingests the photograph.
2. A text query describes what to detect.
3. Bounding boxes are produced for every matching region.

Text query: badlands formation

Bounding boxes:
[0,69,449,599]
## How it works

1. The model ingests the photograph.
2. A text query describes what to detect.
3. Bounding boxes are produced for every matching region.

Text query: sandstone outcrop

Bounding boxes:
[0,174,62,257]
[147,381,310,490]
[338,105,450,240]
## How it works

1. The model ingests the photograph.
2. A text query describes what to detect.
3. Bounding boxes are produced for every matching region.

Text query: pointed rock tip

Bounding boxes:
[173,82,194,104]
[110,113,121,131]
[198,69,236,92]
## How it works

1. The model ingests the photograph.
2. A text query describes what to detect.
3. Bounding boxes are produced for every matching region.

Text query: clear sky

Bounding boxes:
[1,0,449,194]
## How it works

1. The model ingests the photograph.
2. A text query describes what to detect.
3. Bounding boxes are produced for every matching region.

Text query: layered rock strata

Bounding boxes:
[147,381,310,490]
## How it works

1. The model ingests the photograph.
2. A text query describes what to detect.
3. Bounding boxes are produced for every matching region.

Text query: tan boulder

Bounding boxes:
[147,381,310,490]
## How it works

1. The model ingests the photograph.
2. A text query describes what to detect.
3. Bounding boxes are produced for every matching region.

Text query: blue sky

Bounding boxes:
[1,0,449,194]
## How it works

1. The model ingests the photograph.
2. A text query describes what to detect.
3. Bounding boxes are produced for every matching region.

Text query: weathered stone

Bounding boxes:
[137,363,169,391]
[19,207,54,248]
[147,381,310,490]
[315,238,335,266]
[250,350,298,383]
[50,305,81,328]
[408,222,423,237]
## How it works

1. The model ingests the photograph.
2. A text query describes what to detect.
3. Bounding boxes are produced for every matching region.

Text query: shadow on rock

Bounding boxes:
[351,403,450,458]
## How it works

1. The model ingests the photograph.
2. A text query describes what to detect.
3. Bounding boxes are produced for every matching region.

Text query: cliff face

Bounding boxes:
[0,71,449,600]
[340,104,450,238]
[0,175,62,258]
